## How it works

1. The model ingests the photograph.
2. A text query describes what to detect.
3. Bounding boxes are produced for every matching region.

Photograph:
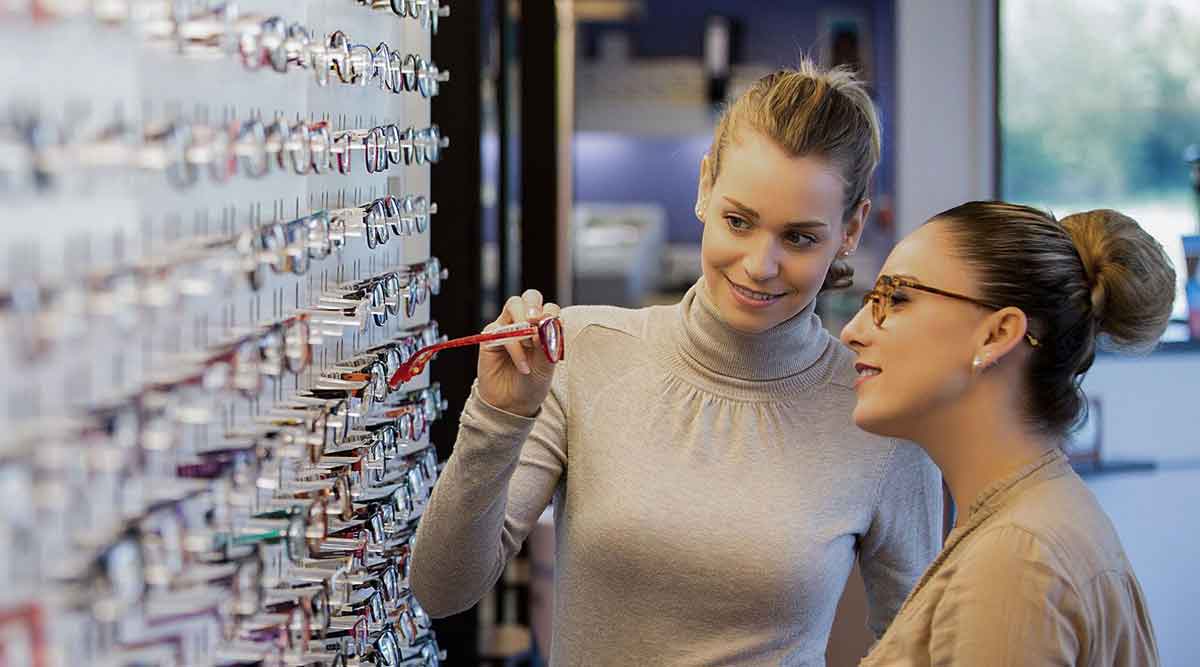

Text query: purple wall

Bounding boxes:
[573,132,712,240]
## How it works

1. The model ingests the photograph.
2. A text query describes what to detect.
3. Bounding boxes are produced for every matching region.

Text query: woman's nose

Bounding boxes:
[742,237,781,282]
[840,301,873,350]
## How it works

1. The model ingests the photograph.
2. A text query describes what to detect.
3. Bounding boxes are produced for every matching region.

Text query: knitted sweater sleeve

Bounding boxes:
[858,439,943,638]
[409,369,569,617]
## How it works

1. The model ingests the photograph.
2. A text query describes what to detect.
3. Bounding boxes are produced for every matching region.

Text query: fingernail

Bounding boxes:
[518,361,531,375]
[527,307,538,319]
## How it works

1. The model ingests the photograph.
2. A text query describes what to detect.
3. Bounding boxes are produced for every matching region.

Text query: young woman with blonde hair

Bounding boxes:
[411,62,942,665]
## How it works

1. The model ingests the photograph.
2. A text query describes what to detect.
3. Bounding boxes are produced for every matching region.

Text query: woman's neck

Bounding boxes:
[679,277,829,382]
[911,386,1057,528]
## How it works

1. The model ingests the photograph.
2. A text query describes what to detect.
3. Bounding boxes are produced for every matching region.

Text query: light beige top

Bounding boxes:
[411,279,943,666]
[861,448,1159,667]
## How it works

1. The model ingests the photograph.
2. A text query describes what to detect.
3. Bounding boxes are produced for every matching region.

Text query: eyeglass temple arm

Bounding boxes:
[905,282,1003,312]
[902,282,1040,347]
[386,326,538,389]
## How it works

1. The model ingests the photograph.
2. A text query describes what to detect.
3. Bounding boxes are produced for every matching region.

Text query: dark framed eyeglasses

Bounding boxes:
[863,275,1041,347]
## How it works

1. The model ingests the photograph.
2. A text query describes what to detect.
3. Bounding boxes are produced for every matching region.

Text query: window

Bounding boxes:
[999,0,1200,331]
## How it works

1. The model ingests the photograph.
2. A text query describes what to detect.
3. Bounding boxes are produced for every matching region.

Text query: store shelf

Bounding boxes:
[575,59,774,136]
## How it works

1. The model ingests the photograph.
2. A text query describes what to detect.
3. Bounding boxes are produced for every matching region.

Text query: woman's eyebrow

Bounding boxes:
[783,221,830,231]
[722,196,830,228]
[722,196,760,221]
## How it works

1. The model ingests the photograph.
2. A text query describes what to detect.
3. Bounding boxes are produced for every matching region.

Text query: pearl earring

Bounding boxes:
[972,356,982,370]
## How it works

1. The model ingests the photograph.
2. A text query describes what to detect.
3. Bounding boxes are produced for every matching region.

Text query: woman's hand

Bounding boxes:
[477,289,562,417]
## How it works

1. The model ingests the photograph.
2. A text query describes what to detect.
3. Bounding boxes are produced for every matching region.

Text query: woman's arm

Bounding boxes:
[409,371,569,618]
[409,290,567,616]
[859,440,943,638]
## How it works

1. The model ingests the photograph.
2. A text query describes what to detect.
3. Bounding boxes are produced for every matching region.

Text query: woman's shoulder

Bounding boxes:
[559,302,674,345]
[983,473,1133,583]
[548,303,677,400]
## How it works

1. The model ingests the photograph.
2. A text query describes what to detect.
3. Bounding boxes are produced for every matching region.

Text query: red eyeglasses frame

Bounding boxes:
[387,316,564,390]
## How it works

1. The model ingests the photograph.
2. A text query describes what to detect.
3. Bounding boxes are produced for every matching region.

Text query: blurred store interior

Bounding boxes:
[432,1,1200,665]
[10,0,1197,665]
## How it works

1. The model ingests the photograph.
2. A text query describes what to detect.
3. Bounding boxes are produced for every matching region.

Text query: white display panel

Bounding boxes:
[0,2,450,664]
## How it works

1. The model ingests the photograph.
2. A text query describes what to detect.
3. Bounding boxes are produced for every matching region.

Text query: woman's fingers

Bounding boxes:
[503,340,530,374]
[502,295,525,326]
[502,296,534,372]
[490,292,558,373]
[522,289,544,319]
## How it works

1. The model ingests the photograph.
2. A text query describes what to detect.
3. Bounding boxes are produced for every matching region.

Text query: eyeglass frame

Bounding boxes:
[387,316,564,390]
[356,0,450,35]
[3,111,445,190]
[862,275,1041,348]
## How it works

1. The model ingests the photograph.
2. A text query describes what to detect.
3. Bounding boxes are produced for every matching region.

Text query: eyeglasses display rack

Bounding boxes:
[0,1,451,665]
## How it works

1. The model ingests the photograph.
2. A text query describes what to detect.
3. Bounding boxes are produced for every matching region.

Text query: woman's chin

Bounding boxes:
[722,312,774,334]
[853,404,904,439]
[716,294,802,334]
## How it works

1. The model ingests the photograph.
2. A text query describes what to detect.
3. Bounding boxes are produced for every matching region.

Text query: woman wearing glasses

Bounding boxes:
[412,61,942,665]
[841,202,1167,666]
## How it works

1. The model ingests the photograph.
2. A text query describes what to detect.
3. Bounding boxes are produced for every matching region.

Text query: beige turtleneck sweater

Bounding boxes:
[410,279,942,666]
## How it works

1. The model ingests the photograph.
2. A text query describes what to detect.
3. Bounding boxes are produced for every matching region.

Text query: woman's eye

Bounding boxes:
[725,216,751,231]
[782,231,818,247]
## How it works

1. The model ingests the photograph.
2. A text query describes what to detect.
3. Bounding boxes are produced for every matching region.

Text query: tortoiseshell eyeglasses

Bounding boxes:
[862,275,1041,348]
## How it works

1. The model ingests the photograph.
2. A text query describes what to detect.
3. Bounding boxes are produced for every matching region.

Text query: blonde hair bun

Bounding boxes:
[1060,209,1176,352]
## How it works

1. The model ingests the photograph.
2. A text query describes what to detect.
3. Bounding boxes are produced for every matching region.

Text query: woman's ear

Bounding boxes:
[973,307,1032,371]
[695,154,712,222]
[840,198,871,254]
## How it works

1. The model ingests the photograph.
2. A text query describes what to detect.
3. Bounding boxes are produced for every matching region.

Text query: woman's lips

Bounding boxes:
[726,277,786,309]
[854,362,882,389]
